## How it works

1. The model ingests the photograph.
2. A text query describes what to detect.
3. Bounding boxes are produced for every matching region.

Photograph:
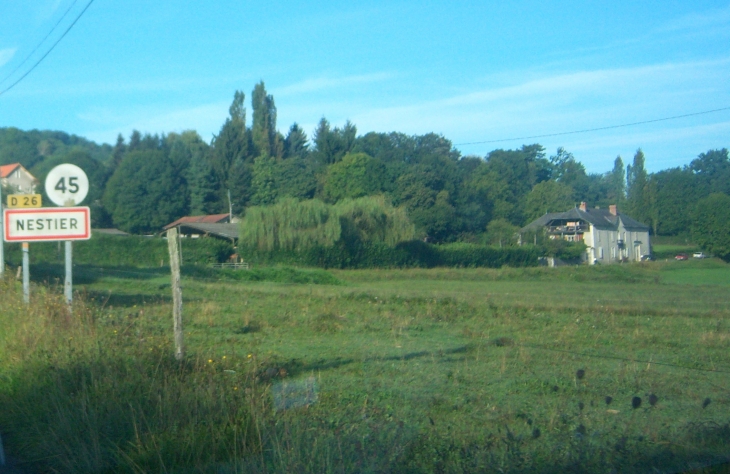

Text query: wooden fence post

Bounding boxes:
[167,227,184,361]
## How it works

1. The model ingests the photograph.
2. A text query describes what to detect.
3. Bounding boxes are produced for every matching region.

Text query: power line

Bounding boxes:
[455,106,730,146]
[0,0,80,86]
[0,0,95,97]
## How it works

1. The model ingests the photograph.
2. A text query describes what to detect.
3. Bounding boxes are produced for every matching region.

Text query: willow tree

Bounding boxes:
[239,196,414,251]
[335,195,415,246]
[239,198,340,251]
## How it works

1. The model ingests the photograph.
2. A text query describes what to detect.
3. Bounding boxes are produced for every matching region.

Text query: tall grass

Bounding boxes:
[1,262,729,473]
[0,277,266,473]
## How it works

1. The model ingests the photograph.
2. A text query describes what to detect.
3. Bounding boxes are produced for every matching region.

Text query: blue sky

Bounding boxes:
[1,0,729,173]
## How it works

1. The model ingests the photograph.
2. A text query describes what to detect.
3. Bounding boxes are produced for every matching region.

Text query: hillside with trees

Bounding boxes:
[1,81,728,255]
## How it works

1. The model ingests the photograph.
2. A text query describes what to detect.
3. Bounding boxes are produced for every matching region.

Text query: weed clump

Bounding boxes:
[649,394,659,407]
[632,396,642,409]
[494,336,514,347]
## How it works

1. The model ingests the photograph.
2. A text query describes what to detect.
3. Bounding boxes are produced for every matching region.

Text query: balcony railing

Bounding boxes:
[548,224,587,234]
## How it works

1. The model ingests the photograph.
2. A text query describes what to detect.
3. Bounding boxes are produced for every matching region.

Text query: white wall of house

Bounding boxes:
[2,168,36,194]
[616,223,650,262]
[584,224,649,264]
[584,227,619,264]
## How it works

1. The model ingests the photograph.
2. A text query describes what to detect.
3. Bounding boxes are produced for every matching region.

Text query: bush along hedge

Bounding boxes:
[3,233,234,267]
[239,240,542,269]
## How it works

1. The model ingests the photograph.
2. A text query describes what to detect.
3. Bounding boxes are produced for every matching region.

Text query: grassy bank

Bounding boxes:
[1,260,729,472]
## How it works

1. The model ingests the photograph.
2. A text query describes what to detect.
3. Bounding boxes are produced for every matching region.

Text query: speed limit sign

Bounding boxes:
[45,164,89,206]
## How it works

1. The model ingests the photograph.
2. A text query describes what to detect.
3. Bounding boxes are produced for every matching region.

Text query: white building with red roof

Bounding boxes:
[0,163,38,194]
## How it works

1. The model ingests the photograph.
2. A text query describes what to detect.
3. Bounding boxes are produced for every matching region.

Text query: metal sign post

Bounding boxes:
[22,242,29,303]
[65,241,73,304]
[44,164,89,309]
[2,164,90,305]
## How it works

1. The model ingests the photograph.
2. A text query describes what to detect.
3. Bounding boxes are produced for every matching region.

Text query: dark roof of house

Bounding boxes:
[521,206,650,232]
[175,223,239,240]
[163,214,230,230]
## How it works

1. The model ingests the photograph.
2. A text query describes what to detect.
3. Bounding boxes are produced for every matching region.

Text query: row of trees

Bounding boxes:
[1,81,728,248]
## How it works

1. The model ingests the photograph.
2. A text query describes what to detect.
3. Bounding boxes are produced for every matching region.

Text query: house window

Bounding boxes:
[599,247,604,259]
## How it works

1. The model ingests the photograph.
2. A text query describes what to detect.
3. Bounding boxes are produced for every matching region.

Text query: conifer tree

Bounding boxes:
[284,123,309,159]
[111,134,125,169]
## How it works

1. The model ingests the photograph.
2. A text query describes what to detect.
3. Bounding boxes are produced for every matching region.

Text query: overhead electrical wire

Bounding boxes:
[0,0,80,87]
[0,0,95,97]
[455,106,730,146]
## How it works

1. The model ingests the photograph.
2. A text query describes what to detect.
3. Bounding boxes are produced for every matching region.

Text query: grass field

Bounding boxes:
[1,259,729,473]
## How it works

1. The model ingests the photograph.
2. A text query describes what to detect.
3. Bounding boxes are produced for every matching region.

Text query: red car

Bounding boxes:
[675,253,688,261]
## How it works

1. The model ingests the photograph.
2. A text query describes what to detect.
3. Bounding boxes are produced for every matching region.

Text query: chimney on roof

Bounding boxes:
[609,204,617,215]
[579,202,587,211]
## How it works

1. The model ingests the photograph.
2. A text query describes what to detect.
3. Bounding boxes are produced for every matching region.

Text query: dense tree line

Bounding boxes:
[1,81,728,255]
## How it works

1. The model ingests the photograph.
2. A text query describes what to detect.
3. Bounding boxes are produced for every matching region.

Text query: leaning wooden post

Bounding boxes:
[167,227,184,361]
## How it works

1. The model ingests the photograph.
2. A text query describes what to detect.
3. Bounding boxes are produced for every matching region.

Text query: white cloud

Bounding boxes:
[0,48,17,68]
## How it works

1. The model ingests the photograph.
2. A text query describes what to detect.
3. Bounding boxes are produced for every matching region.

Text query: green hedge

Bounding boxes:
[239,240,541,269]
[3,234,544,270]
[3,233,233,267]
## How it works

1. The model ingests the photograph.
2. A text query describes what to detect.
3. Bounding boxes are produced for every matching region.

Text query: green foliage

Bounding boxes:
[210,91,251,211]
[523,181,574,223]
[276,157,317,200]
[651,167,696,236]
[183,265,341,285]
[240,239,541,269]
[322,152,387,202]
[485,218,519,247]
[626,148,649,224]
[241,198,341,251]
[549,146,590,201]
[103,149,188,233]
[312,118,357,164]
[0,127,112,170]
[239,196,414,252]
[692,193,730,261]
[251,81,282,159]
[250,154,279,206]
[283,123,309,159]
[608,155,626,206]
[541,238,587,260]
[4,233,233,267]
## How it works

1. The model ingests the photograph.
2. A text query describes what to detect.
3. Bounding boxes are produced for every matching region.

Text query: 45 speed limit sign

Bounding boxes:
[45,164,89,206]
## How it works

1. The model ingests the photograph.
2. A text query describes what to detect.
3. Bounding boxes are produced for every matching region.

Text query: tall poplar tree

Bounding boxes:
[211,91,251,210]
[626,149,648,222]
[251,81,282,159]
[608,156,626,206]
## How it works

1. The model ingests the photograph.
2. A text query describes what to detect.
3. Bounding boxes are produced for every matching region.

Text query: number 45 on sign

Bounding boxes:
[44,164,89,206]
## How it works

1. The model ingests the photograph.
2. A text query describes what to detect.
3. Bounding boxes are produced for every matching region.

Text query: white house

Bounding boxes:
[0,163,37,194]
[521,202,651,264]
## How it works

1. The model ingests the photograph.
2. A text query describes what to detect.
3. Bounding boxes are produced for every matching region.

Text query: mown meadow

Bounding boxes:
[0,258,729,473]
